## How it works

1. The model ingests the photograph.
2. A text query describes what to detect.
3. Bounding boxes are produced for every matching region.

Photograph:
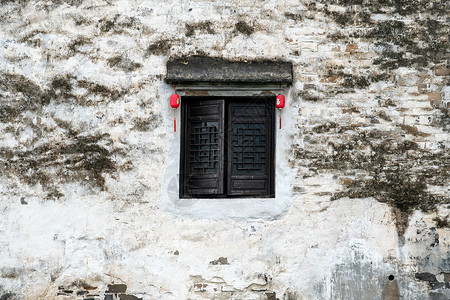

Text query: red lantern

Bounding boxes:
[170,93,180,109]
[276,94,285,109]
[276,94,285,129]
[170,92,180,132]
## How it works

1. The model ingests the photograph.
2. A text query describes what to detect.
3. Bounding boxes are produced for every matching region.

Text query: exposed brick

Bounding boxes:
[339,177,355,186]
[435,68,450,76]
[415,272,437,282]
[427,92,442,107]
[430,282,446,290]
[193,283,207,292]
[118,294,142,300]
[400,125,419,135]
[84,286,98,291]
[342,107,360,114]
[107,284,127,293]
[345,43,358,52]
[326,75,341,83]
[427,92,442,101]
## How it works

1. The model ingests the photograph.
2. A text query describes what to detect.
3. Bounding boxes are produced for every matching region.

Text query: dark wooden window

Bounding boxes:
[180,96,275,198]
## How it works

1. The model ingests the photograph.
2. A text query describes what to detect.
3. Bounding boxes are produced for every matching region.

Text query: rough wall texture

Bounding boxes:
[0,0,448,299]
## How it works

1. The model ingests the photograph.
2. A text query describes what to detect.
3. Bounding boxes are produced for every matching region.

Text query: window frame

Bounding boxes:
[179,96,275,199]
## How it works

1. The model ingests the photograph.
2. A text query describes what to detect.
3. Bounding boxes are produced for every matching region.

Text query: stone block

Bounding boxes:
[346,43,358,52]
[166,56,293,84]
[415,272,437,282]
[427,92,442,107]
[430,282,446,290]
[427,92,442,101]
[435,68,450,76]
[107,284,127,293]
[118,294,142,300]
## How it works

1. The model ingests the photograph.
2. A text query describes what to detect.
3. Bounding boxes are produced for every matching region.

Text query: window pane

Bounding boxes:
[231,122,266,175]
[189,121,219,174]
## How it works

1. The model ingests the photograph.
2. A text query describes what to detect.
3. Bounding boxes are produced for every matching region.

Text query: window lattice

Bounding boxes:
[189,121,219,174]
[231,123,266,175]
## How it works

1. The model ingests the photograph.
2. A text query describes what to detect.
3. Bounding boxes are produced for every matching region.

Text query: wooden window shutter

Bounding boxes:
[227,99,274,196]
[181,99,225,196]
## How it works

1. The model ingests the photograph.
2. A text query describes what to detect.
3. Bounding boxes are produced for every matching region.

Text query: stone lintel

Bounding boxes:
[166,56,293,84]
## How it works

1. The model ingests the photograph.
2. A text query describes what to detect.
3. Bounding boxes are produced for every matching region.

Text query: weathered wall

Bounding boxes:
[0,0,448,299]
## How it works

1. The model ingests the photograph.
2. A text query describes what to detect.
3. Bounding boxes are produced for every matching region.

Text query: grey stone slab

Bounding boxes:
[107,284,127,293]
[166,56,293,84]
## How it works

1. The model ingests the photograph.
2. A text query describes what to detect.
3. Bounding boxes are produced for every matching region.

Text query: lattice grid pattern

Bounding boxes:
[189,121,219,174]
[231,123,266,174]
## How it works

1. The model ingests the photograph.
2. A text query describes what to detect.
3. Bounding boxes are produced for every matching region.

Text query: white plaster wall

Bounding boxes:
[0,1,448,300]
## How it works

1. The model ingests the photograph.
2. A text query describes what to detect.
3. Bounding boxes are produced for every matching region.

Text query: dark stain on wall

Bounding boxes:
[308,0,449,70]
[68,36,92,55]
[57,282,146,300]
[433,216,449,229]
[284,12,303,21]
[186,21,215,37]
[293,129,449,237]
[132,112,162,132]
[48,75,125,105]
[76,79,123,99]
[320,0,448,17]
[0,134,119,198]
[0,73,50,122]
[0,72,134,199]
[235,21,254,36]
[17,30,47,48]
[292,0,449,238]
[209,257,229,265]
[415,272,450,290]
[0,268,21,279]
[107,56,142,72]
[97,15,141,35]
[99,16,117,33]
[145,40,172,57]
[50,76,74,98]
[0,73,126,121]
[0,293,15,300]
